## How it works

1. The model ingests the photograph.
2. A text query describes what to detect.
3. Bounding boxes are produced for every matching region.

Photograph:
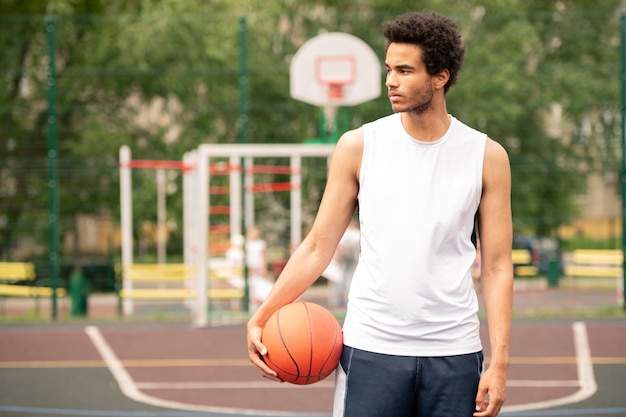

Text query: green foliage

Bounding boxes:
[0,0,623,259]
[561,235,620,251]
[450,1,621,236]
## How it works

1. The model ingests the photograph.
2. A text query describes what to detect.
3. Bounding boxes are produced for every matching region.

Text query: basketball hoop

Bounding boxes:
[290,32,380,108]
[315,55,355,102]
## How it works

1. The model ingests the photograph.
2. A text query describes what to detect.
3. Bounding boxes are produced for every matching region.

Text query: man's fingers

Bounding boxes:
[255,342,267,356]
[248,341,281,381]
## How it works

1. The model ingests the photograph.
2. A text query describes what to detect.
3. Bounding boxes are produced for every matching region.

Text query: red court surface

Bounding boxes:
[1,318,625,417]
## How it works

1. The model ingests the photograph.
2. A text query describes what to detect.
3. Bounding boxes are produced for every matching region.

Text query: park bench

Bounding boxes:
[564,249,622,278]
[511,249,539,277]
[562,250,624,300]
[117,262,245,306]
[0,262,67,315]
[0,262,66,297]
[0,262,35,282]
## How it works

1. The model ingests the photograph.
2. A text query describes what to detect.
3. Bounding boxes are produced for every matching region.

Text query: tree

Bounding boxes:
[1,0,59,258]
[1,0,623,262]
[448,0,621,236]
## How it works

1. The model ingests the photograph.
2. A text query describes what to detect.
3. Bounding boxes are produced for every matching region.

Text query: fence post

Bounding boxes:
[620,14,626,311]
[47,17,59,321]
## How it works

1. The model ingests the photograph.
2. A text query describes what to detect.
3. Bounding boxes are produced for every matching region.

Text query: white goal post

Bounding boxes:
[186,143,336,327]
[119,143,335,325]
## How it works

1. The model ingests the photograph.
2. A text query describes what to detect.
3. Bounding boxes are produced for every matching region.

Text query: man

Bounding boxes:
[247,10,512,417]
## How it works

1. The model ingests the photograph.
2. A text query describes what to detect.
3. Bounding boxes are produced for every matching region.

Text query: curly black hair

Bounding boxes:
[383,11,465,93]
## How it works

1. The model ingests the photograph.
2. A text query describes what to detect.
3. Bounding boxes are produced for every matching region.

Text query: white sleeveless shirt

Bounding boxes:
[342,113,486,356]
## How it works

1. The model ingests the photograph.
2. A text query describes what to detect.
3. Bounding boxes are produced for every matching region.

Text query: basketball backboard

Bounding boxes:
[290,32,381,107]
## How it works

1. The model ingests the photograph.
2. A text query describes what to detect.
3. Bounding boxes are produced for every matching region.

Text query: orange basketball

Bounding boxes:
[261,301,343,385]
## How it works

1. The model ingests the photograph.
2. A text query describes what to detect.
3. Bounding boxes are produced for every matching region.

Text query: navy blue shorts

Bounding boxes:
[333,346,483,417]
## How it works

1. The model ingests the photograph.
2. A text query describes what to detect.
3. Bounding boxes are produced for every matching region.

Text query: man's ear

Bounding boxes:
[433,69,450,91]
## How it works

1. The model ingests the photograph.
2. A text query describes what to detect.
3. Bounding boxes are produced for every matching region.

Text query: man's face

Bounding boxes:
[385,42,433,114]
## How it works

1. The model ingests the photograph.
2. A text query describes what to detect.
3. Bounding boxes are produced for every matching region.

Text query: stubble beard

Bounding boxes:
[392,82,434,115]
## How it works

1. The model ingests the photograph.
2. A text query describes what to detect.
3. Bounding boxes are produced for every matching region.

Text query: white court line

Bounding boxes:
[135,380,577,390]
[135,381,335,389]
[86,323,597,415]
[507,380,580,388]
[502,321,598,413]
[84,326,327,417]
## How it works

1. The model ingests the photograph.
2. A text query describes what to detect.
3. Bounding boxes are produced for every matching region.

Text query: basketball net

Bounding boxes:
[328,82,344,100]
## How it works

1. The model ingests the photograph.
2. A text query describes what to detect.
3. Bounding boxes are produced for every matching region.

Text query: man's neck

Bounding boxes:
[400,106,451,143]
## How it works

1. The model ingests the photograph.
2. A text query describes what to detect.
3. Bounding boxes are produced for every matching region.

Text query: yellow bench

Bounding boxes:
[0,283,66,298]
[118,263,244,301]
[511,249,539,277]
[564,249,622,278]
[0,262,36,282]
[118,288,244,300]
[0,262,66,298]
[121,263,196,282]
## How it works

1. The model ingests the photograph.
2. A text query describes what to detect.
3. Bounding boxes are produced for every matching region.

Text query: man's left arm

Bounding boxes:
[474,138,514,417]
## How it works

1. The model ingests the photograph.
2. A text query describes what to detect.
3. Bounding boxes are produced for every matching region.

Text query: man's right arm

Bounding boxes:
[246,128,363,380]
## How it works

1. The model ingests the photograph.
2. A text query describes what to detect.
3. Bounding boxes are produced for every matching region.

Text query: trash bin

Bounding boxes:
[547,258,560,288]
[70,270,89,317]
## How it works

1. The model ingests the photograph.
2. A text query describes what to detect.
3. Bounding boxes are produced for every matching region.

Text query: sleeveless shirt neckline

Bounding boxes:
[397,113,455,147]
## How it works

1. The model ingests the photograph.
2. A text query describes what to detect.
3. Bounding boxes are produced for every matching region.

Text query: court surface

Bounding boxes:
[1,317,625,417]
